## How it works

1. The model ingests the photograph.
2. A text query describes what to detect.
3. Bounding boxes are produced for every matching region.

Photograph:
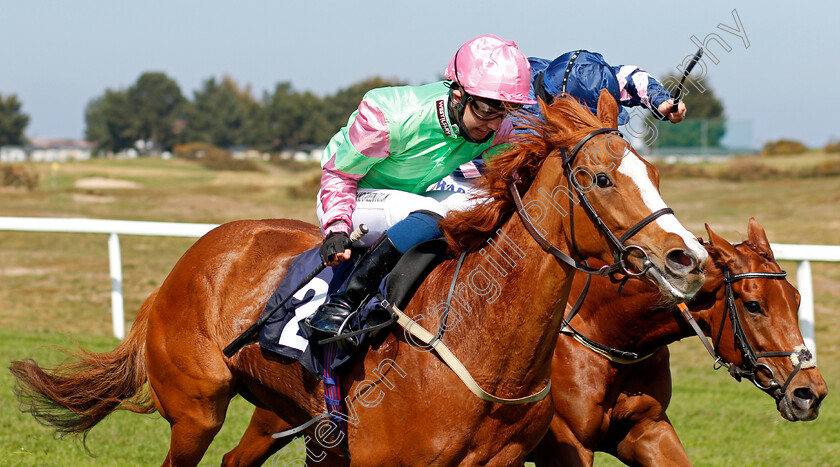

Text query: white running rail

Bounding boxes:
[1,217,838,356]
[767,243,840,356]
[0,217,217,339]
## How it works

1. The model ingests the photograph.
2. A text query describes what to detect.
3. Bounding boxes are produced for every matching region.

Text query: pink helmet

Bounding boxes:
[444,34,537,105]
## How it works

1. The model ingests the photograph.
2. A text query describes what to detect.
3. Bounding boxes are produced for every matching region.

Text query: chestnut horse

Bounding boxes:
[11,91,707,466]
[219,219,827,466]
[526,218,827,466]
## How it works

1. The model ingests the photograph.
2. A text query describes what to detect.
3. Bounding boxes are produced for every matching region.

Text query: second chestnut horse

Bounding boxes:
[528,218,827,466]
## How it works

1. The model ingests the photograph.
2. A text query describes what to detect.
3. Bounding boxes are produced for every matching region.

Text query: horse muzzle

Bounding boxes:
[777,385,824,421]
[628,242,706,302]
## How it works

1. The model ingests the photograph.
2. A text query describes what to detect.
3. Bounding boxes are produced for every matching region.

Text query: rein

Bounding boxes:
[561,321,659,364]
[510,127,673,278]
[560,270,660,364]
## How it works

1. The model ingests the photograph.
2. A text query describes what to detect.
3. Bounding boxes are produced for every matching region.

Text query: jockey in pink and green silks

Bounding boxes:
[306,34,536,341]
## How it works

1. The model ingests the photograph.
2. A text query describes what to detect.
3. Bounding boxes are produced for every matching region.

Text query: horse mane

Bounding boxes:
[439,96,607,253]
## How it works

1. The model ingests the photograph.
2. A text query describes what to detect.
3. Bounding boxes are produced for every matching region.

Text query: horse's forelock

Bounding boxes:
[710,241,774,275]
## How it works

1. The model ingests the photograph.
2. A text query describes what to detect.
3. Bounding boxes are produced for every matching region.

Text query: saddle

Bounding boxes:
[258,238,450,374]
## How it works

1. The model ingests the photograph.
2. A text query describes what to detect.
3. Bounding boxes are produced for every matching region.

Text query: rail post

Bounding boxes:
[796,260,815,355]
[107,232,125,340]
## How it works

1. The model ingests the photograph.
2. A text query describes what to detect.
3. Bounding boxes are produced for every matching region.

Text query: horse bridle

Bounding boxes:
[713,266,810,397]
[675,264,811,401]
[510,127,674,278]
[562,264,811,402]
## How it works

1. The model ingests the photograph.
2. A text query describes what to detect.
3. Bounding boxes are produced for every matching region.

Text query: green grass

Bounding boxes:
[593,339,840,466]
[0,329,305,466]
[1,156,838,465]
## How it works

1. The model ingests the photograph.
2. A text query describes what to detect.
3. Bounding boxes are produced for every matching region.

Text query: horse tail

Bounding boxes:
[9,289,159,440]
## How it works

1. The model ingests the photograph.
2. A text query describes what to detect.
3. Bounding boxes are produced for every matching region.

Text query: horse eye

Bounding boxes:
[595,173,613,188]
[744,301,762,314]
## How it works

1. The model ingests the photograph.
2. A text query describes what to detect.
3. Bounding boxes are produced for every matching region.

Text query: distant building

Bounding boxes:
[28,138,93,162]
[0,139,93,162]
[228,145,270,161]
[277,144,324,162]
[0,146,26,163]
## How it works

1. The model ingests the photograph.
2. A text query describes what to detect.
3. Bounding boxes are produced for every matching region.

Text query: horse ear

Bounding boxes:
[543,98,577,135]
[596,88,619,128]
[705,223,739,265]
[747,217,775,260]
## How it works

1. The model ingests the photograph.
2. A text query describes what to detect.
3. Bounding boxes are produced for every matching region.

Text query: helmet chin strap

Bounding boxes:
[447,86,493,144]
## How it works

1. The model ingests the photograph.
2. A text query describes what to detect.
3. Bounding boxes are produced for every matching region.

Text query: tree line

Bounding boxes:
[2,71,734,154]
[83,73,406,154]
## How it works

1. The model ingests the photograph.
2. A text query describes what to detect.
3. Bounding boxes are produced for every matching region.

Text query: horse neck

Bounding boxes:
[684,264,728,340]
[439,161,577,393]
[570,272,724,353]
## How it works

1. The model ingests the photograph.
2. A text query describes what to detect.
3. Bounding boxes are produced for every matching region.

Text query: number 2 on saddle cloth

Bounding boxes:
[256,247,357,373]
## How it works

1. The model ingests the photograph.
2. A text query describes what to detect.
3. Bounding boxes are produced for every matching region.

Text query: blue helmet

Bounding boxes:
[534,50,629,125]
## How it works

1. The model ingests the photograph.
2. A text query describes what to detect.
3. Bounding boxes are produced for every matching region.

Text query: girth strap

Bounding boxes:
[389,301,552,405]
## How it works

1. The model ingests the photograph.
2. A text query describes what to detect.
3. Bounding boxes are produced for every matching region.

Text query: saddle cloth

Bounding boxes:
[258,239,449,376]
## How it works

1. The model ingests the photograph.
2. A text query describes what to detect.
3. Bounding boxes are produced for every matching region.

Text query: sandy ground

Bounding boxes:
[74,177,142,189]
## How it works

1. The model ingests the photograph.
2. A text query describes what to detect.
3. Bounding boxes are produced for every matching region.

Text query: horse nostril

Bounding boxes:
[793,387,817,406]
[667,250,694,269]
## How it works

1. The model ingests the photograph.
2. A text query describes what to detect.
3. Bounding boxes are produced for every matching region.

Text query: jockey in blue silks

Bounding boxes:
[429,50,686,195]
[526,50,684,125]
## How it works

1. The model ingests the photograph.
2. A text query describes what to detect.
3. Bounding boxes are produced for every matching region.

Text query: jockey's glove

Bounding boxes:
[320,231,351,264]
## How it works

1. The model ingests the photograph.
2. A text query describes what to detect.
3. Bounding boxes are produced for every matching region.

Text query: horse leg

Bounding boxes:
[222,407,295,467]
[153,378,232,467]
[146,333,234,466]
[529,423,594,467]
[148,368,232,467]
[614,416,691,466]
[224,407,353,466]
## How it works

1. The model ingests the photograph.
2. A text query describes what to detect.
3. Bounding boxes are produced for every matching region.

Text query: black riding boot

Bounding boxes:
[305,233,403,337]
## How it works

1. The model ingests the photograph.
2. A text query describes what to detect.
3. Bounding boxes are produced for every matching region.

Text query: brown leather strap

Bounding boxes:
[508,180,607,275]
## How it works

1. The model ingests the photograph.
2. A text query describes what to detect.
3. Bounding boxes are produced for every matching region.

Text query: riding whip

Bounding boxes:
[223,224,369,357]
[670,47,704,116]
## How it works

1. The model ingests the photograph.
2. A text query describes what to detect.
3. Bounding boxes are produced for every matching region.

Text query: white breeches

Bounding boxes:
[316,188,482,247]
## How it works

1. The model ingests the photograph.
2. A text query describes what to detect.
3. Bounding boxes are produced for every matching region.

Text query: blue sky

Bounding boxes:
[2,0,838,148]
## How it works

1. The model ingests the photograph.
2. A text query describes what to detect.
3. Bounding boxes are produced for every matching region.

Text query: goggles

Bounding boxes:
[466,95,522,121]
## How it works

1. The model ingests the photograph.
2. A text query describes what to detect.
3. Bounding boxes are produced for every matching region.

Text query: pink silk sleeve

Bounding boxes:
[348,99,390,159]
[318,97,391,235]
[319,154,362,235]
[616,66,641,103]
